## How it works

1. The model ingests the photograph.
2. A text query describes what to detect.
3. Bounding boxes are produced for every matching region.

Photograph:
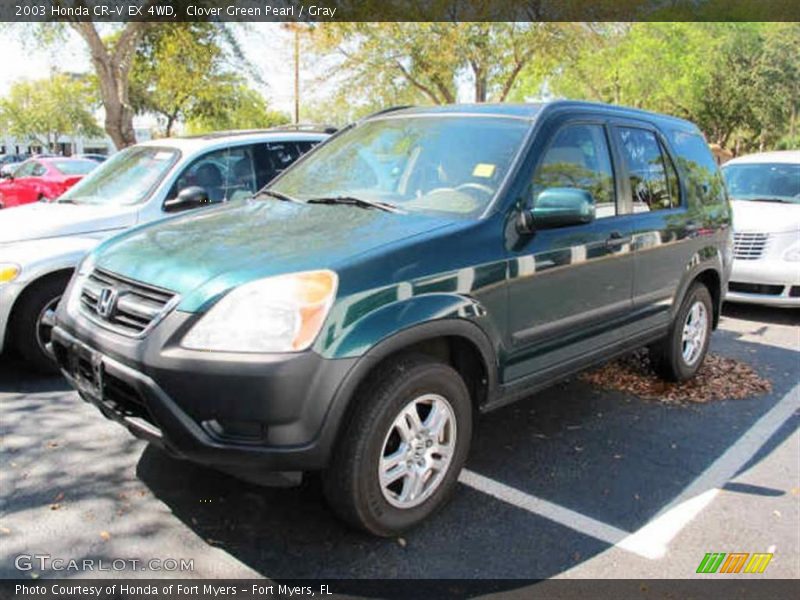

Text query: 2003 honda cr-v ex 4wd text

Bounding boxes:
[52,101,732,535]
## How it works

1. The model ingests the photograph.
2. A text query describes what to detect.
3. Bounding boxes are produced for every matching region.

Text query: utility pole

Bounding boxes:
[283,23,303,124]
[294,26,300,124]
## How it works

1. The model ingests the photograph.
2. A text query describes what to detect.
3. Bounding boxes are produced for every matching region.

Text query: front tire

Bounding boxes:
[12,274,70,374]
[650,283,713,382]
[323,354,472,536]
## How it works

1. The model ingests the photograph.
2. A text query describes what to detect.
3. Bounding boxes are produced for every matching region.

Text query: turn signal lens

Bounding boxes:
[0,263,20,284]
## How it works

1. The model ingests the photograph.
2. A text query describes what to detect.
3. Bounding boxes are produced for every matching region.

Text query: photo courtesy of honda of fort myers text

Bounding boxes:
[0,1,799,599]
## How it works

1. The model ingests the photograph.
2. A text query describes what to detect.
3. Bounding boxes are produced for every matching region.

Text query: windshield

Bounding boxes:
[270,115,530,217]
[59,146,179,206]
[52,159,97,176]
[722,162,800,204]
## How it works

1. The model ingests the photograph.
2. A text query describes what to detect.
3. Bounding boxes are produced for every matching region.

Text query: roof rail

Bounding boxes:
[361,105,415,120]
[268,123,338,134]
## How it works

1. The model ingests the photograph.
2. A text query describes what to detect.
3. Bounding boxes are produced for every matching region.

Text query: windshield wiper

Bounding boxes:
[57,198,77,204]
[252,189,301,203]
[306,195,404,214]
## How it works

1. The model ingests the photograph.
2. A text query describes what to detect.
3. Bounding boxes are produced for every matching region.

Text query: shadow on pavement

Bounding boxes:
[722,302,799,327]
[135,329,798,579]
[0,356,71,394]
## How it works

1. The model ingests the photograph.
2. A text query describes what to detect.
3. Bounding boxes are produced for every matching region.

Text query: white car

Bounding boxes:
[0,128,330,371]
[722,150,800,307]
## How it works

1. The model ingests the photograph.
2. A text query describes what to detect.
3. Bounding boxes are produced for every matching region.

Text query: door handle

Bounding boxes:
[605,231,632,249]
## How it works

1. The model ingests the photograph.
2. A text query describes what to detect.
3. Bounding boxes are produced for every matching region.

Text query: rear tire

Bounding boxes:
[322,354,472,536]
[650,283,713,382]
[12,274,70,374]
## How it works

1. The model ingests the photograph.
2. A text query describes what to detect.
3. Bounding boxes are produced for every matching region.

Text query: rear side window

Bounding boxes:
[253,141,316,187]
[615,127,677,212]
[666,130,725,206]
[532,123,617,218]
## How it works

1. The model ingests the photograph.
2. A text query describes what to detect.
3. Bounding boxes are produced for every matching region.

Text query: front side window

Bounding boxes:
[270,116,531,218]
[170,145,257,204]
[532,123,617,218]
[616,127,676,212]
[59,146,179,206]
[722,163,800,204]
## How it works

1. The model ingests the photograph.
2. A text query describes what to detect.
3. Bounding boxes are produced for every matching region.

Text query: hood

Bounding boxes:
[95,199,457,311]
[0,202,138,244]
[731,199,800,234]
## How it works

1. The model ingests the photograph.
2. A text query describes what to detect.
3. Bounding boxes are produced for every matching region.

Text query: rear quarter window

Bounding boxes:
[666,130,726,207]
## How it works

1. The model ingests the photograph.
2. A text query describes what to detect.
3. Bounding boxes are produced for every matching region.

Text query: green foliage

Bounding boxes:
[0,73,102,148]
[131,23,278,137]
[184,84,291,134]
[308,22,568,113]
[512,23,800,153]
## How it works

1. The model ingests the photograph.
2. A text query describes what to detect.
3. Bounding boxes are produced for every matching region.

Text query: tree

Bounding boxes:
[0,73,102,151]
[131,23,267,137]
[511,23,798,153]
[184,84,290,134]
[309,23,568,109]
[69,20,152,149]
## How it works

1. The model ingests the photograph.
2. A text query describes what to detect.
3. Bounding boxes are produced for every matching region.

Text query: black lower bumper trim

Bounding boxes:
[51,325,356,473]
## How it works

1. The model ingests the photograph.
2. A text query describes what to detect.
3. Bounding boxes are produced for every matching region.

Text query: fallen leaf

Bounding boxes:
[580,351,771,404]
[100,531,111,541]
[397,537,407,548]
[49,503,61,511]
[53,492,64,503]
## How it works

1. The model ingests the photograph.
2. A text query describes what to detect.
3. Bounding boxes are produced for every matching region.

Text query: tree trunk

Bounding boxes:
[71,22,150,149]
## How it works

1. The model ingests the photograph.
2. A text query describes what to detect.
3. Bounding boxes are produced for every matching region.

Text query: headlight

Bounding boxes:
[182,270,338,353]
[783,243,800,262]
[0,263,21,284]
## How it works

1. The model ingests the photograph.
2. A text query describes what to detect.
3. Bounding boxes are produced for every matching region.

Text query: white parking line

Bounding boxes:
[460,381,800,560]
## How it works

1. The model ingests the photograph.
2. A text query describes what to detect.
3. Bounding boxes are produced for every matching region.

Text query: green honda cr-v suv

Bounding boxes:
[52,101,732,535]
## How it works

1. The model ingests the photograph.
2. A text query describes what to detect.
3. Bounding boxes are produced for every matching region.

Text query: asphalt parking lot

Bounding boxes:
[1,304,798,582]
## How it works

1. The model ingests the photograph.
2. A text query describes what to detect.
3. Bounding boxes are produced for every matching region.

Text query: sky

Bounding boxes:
[0,23,305,121]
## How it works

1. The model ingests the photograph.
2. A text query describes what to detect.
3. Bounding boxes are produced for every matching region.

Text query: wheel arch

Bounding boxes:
[318,318,500,465]
[5,268,74,350]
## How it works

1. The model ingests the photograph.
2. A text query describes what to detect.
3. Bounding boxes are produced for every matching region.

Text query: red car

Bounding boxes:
[0,157,97,209]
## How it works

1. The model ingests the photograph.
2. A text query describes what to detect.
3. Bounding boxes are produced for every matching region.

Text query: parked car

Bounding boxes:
[0,158,97,209]
[722,151,800,307]
[51,101,731,535]
[0,128,330,372]
[0,153,29,168]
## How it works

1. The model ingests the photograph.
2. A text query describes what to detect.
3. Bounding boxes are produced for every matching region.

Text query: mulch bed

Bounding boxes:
[580,350,772,404]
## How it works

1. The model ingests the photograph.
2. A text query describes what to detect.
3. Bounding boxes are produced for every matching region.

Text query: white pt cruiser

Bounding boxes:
[0,129,329,371]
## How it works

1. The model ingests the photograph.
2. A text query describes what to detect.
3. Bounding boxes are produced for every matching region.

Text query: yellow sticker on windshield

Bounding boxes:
[473,163,496,178]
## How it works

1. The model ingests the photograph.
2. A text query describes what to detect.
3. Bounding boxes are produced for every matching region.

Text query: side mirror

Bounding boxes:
[164,186,209,212]
[518,188,595,233]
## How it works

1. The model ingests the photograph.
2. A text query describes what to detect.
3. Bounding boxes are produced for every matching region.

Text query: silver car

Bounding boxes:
[0,128,330,371]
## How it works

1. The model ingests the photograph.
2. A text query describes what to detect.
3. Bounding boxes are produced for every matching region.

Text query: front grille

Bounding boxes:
[733,232,769,260]
[80,268,177,336]
[728,282,784,296]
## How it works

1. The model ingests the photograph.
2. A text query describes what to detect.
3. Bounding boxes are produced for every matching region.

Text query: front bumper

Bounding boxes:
[726,258,800,307]
[51,311,358,479]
